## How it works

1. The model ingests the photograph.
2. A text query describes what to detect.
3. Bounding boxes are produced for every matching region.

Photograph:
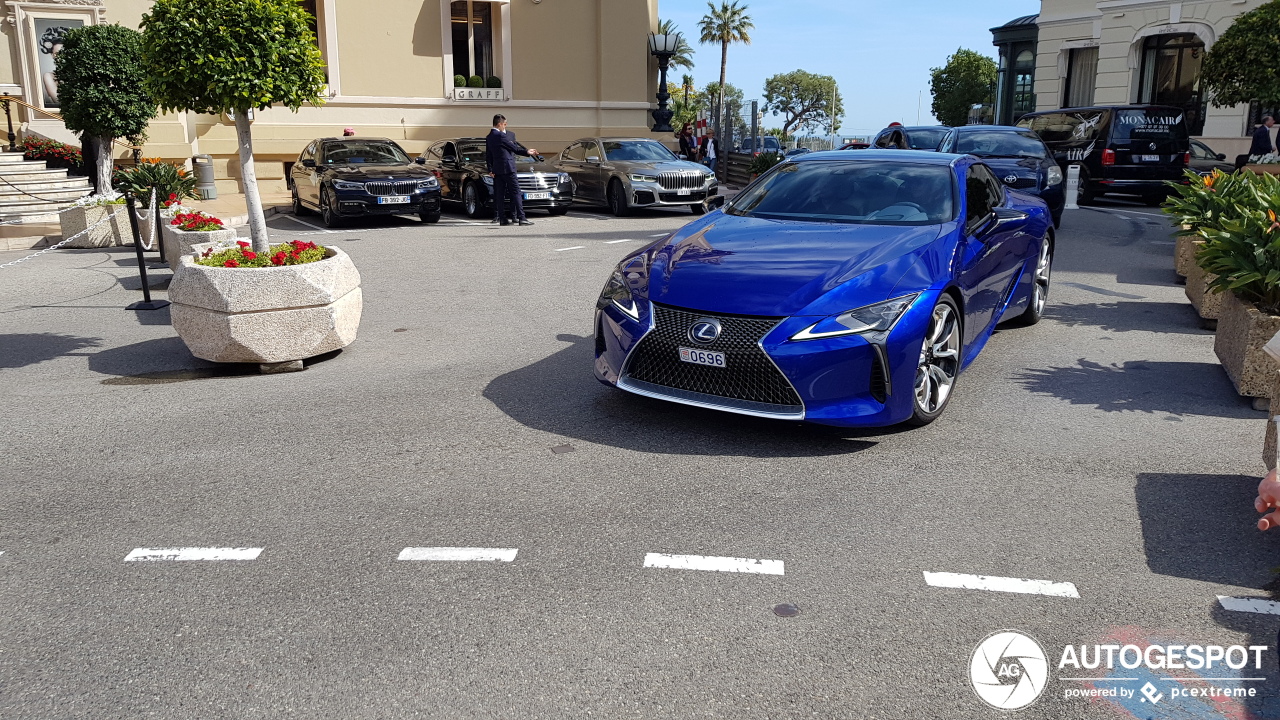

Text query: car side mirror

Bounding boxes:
[707,195,726,210]
[443,155,457,164]
[1216,153,1227,161]
[414,157,425,164]
[974,207,1029,236]
[301,159,315,168]
[586,155,601,163]
[678,154,688,160]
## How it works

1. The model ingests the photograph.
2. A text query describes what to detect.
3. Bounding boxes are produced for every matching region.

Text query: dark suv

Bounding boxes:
[289,137,442,227]
[1016,105,1191,204]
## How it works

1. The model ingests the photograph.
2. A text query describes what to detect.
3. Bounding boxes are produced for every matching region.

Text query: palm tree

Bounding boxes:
[681,73,694,106]
[697,1,753,136]
[657,18,695,71]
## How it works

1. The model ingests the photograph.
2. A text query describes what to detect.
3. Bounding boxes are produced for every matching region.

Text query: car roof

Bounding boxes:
[580,137,665,142]
[950,125,1034,132]
[318,137,397,143]
[793,149,959,166]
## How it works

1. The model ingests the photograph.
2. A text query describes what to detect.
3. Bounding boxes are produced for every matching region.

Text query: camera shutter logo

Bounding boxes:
[969,630,1049,710]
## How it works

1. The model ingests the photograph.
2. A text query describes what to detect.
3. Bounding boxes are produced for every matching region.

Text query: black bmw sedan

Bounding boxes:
[417,137,574,219]
[289,137,442,227]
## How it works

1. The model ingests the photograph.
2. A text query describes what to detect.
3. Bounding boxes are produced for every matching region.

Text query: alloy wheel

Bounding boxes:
[464,183,479,218]
[321,189,333,225]
[914,302,960,415]
[1032,240,1052,315]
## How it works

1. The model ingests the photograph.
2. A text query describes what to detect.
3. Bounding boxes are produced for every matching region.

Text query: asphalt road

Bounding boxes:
[0,197,1275,719]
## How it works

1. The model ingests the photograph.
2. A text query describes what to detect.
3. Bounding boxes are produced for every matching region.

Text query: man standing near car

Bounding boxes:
[1251,115,1276,158]
[486,114,537,226]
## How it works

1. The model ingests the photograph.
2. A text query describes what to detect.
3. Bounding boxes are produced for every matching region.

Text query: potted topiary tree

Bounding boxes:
[54,23,157,248]
[141,0,361,373]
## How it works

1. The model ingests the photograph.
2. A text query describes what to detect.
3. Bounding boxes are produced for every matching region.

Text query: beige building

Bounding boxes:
[995,0,1271,155]
[0,0,663,194]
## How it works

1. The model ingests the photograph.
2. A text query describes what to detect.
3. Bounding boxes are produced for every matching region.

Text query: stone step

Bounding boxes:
[0,176,89,190]
[0,200,77,215]
[0,152,30,164]
[0,186,89,201]
[0,169,76,183]
[0,161,52,172]
[0,210,63,224]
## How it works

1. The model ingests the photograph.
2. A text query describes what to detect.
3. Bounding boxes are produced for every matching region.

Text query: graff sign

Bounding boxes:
[453,87,504,101]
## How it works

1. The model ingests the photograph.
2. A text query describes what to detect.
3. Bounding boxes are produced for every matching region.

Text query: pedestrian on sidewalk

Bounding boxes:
[678,123,697,160]
[700,128,720,173]
[1251,116,1275,157]
[485,114,538,226]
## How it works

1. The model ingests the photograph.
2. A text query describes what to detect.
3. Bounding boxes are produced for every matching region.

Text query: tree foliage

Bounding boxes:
[698,1,753,137]
[763,70,843,138]
[57,25,155,142]
[1202,0,1280,108]
[929,48,996,127]
[139,0,327,114]
[657,18,695,71]
[704,81,748,138]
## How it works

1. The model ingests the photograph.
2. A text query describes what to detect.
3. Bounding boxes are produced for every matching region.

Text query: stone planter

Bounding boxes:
[60,204,129,248]
[160,221,236,265]
[1185,260,1224,322]
[169,245,362,371]
[1214,292,1280,399]
[1174,233,1200,279]
[1264,334,1280,470]
[1244,164,1280,175]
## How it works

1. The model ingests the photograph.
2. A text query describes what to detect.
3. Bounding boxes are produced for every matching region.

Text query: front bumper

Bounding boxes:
[1090,178,1182,195]
[594,293,940,427]
[482,181,574,209]
[333,188,442,216]
[626,179,719,207]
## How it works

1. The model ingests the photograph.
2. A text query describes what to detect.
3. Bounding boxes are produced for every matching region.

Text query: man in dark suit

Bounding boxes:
[1250,115,1276,157]
[485,114,538,226]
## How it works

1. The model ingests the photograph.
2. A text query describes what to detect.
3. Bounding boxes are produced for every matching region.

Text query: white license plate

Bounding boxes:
[676,187,691,196]
[1137,155,1161,162]
[524,191,551,200]
[679,347,726,368]
[377,196,411,204]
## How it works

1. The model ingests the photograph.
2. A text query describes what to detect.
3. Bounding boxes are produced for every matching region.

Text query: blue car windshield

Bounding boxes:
[726,161,956,225]
[955,131,1048,159]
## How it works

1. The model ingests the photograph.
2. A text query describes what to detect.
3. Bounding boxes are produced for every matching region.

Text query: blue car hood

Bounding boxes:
[644,213,944,317]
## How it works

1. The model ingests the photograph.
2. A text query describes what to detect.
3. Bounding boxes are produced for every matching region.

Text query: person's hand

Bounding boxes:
[527,148,538,156]
[488,172,494,177]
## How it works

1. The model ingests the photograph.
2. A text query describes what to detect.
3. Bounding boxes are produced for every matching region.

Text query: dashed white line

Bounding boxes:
[554,245,585,252]
[923,571,1079,598]
[125,547,262,562]
[282,215,336,233]
[398,547,518,562]
[643,552,784,575]
[604,238,640,244]
[1218,596,1280,615]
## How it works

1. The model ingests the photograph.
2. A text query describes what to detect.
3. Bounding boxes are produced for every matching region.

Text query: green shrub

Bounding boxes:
[486,76,502,88]
[1161,169,1255,232]
[468,75,484,88]
[748,151,783,175]
[1192,170,1280,313]
[454,74,467,87]
[113,159,198,202]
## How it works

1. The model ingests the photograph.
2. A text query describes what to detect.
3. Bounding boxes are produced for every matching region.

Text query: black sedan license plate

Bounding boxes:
[377,196,410,204]
[679,347,726,368]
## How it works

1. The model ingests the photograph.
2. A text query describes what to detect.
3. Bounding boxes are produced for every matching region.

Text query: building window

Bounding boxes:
[1138,33,1205,134]
[452,1,495,81]
[1011,49,1036,119]
[1064,47,1097,107]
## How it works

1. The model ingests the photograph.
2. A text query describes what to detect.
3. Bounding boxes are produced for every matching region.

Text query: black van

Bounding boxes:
[1016,105,1191,204]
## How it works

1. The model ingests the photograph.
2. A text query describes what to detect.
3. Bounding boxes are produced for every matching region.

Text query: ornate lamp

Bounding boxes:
[648,33,679,133]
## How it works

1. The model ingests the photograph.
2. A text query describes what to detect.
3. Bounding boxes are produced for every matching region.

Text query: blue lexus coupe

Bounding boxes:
[592,150,1054,427]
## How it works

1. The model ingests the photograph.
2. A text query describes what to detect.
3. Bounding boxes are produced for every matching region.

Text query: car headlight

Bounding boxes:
[417,177,439,190]
[629,173,657,183]
[703,173,716,185]
[332,180,364,191]
[558,172,571,185]
[597,267,640,321]
[790,294,919,341]
[1046,166,1063,186]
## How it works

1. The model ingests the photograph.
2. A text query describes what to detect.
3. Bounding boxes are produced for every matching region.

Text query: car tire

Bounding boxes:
[420,207,441,224]
[463,182,485,219]
[320,187,344,228]
[547,206,570,216]
[608,179,630,217]
[292,187,311,216]
[1017,235,1053,326]
[1078,181,1097,205]
[689,202,708,215]
[907,294,962,427]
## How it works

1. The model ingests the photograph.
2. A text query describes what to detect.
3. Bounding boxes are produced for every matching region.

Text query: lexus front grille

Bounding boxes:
[622,304,802,409]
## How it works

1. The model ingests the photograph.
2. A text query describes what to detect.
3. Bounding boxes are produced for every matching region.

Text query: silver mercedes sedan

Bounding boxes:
[555,137,719,216]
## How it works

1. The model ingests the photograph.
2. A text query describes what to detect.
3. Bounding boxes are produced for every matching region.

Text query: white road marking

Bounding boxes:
[643,552,784,575]
[282,215,336,233]
[398,547,518,562]
[604,239,640,244]
[554,246,585,252]
[649,233,669,237]
[1218,595,1280,615]
[923,571,1080,598]
[125,547,262,562]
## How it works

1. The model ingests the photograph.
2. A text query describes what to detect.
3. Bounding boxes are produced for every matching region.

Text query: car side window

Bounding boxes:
[966,166,997,230]
[561,143,582,161]
[300,141,316,163]
[978,165,1006,208]
[425,142,442,162]
[938,132,955,153]
[873,131,892,149]
[441,142,458,161]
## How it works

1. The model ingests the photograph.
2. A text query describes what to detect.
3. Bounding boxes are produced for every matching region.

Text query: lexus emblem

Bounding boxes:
[1004,174,1018,184]
[688,318,722,344]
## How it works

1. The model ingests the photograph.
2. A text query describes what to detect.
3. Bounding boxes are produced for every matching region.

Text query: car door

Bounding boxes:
[299,141,323,207]
[955,163,1023,348]
[437,141,464,202]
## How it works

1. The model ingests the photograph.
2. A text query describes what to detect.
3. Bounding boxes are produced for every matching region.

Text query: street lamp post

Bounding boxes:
[648,33,678,133]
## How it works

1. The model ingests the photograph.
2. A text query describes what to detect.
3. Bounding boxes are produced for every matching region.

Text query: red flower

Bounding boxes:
[271,251,286,265]
[242,250,257,260]
[168,193,177,201]
[201,248,213,258]
[224,259,239,268]
[236,240,250,248]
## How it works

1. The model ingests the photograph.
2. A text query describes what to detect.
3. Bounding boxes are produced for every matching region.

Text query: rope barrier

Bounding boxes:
[0,166,90,204]
[0,210,123,268]
[132,188,158,251]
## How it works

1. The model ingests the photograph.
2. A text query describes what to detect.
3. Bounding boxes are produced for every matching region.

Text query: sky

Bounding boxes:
[660,0,1040,136]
